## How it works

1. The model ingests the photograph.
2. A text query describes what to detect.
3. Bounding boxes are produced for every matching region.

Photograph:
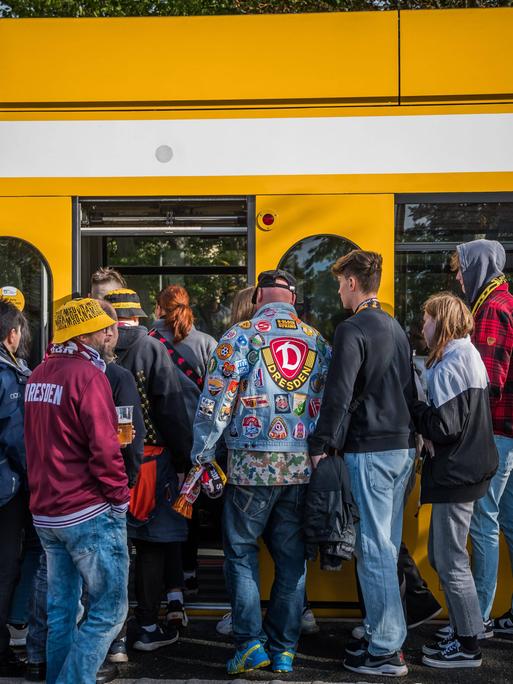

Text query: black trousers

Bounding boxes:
[132,539,183,626]
[0,490,27,657]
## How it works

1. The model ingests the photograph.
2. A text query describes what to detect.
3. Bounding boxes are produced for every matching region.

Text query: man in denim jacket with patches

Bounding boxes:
[191,269,331,675]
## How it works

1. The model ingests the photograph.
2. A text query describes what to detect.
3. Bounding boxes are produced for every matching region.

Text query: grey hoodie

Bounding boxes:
[456,239,506,305]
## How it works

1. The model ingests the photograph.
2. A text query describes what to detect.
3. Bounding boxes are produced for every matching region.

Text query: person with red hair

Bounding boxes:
[151,285,217,610]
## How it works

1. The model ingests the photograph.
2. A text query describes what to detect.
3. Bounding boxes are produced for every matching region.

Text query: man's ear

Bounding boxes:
[348,276,357,292]
[291,293,297,306]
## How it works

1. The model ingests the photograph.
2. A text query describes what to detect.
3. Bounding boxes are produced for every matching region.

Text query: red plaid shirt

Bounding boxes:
[472,283,513,437]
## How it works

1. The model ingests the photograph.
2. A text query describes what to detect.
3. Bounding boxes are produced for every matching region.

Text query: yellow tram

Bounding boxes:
[1,6,513,617]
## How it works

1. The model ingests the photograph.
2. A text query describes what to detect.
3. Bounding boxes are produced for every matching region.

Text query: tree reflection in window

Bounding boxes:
[0,237,51,367]
[279,234,358,343]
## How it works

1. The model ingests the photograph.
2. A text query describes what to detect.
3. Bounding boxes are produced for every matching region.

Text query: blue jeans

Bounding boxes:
[36,510,129,684]
[223,483,307,655]
[470,434,513,620]
[345,449,415,656]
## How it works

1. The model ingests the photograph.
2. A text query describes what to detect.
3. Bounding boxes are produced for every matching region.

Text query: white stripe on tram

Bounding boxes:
[0,113,513,178]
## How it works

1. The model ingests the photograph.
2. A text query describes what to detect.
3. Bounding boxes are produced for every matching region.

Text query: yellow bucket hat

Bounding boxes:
[0,286,25,311]
[53,298,117,344]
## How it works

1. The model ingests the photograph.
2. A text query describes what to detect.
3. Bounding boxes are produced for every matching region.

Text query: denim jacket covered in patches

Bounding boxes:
[190,302,331,464]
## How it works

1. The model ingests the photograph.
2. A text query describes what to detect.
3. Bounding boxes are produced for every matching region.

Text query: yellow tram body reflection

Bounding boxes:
[1,7,513,617]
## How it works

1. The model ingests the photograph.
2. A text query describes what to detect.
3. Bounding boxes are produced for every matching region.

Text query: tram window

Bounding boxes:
[396,251,513,356]
[107,235,246,268]
[0,237,51,367]
[115,273,247,342]
[396,201,513,244]
[279,234,358,343]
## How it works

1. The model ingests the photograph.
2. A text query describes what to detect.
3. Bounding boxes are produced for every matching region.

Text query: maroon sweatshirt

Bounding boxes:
[24,342,129,526]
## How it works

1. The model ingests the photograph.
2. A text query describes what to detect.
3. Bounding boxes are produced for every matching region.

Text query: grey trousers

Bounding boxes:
[428,502,483,637]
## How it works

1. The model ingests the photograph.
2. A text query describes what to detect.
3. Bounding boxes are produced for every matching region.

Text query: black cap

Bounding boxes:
[252,269,297,304]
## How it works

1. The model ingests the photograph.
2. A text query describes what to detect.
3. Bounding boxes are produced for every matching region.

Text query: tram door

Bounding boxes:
[79,196,254,610]
[254,194,402,614]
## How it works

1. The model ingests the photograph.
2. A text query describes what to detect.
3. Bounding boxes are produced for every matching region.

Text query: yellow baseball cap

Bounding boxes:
[0,286,25,311]
[53,298,117,344]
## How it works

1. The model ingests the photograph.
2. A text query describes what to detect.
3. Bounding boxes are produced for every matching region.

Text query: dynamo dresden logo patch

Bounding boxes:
[262,337,317,391]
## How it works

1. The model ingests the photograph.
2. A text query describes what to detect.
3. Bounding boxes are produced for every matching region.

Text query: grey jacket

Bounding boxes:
[151,319,217,378]
[457,239,506,304]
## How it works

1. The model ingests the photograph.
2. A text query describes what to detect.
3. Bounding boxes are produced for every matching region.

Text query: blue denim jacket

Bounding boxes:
[191,302,331,464]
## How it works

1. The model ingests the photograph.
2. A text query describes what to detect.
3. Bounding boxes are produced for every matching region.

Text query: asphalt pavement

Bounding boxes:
[1,619,512,683]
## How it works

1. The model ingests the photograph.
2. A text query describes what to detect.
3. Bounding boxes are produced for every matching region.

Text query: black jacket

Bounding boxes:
[412,337,498,504]
[304,455,357,570]
[105,362,146,488]
[309,306,416,456]
[115,325,192,470]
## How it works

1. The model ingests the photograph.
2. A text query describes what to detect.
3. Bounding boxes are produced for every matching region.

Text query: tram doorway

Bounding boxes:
[78,196,255,611]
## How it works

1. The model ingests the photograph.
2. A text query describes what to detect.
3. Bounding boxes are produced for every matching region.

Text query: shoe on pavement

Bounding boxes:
[216,611,233,636]
[434,623,454,640]
[351,623,366,639]
[133,625,179,652]
[184,575,199,597]
[107,637,128,663]
[422,634,458,656]
[493,610,513,635]
[407,602,443,629]
[271,650,294,673]
[301,608,319,634]
[422,638,481,669]
[25,661,47,682]
[479,618,494,640]
[344,649,408,677]
[0,648,25,677]
[96,659,118,684]
[167,600,189,628]
[8,623,28,647]
[345,636,369,657]
[226,639,270,675]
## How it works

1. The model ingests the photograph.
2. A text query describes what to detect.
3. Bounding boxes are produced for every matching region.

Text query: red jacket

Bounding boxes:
[24,344,129,519]
[472,283,513,438]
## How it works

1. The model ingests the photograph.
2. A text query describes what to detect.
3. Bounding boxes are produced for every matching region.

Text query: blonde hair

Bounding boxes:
[449,251,461,273]
[424,292,474,368]
[230,286,255,326]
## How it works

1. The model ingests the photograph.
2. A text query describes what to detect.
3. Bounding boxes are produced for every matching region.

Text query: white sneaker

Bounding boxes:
[216,611,233,636]
[8,624,28,647]
[351,624,366,640]
[301,608,320,635]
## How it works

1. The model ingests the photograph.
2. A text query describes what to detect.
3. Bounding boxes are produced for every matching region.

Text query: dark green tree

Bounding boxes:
[1,0,512,17]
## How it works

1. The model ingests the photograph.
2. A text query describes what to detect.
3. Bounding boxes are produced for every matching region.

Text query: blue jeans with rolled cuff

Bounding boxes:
[222,483,307,656]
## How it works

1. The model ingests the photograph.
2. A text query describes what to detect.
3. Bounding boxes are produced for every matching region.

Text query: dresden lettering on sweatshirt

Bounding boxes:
[25,382,63,406]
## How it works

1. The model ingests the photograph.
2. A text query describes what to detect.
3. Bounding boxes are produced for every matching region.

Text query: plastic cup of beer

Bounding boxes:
[116,405,134,445]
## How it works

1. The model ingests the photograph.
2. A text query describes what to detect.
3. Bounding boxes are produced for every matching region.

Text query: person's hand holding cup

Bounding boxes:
[116,405,134,447]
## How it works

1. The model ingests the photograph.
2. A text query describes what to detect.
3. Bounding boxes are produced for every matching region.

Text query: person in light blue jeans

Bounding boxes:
[36,510,129,684]
[470,435,513,622]
[345,450,415,655]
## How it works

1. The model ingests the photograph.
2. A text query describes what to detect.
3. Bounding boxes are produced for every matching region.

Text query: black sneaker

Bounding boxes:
[434,623,454,640]
[407,595,443,629]
[96,660,118,684]
[479,618,494,640]
[493,610,513,635]
[344,649,408,677]
[422,639,482,669]
[166,599,188,628]
[422,634,457,656]
[345,636,369,656]
[133,625,179,651]
[0,648,25,677]
[107,637,128,663]
[184,575,199,597]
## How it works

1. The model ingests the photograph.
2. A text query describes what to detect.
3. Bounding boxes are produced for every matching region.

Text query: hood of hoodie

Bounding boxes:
[457,239,506,305]
[115,324,148,353]
[0,343,31,378]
